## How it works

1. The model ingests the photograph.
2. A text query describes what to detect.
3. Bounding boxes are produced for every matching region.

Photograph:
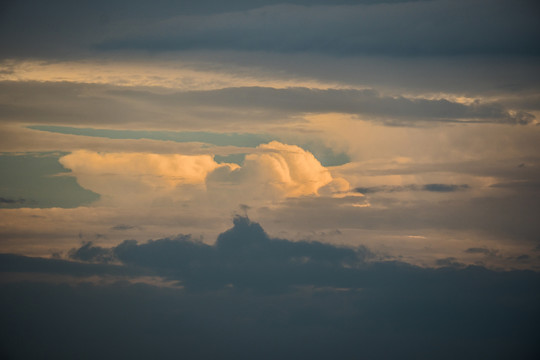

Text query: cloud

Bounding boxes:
[0,197,27,205]
[4,83,535,127]
[29,125,272,147]
[515,254,530,262]
[58,150,234,204]
[28,125,351,167]
[0,1,522,58]
[3,82,533,128]
[0,253,138,277]
[435,257,465,268]
[464,247,499,257]
[2,216,540,359]
[259,181,540,254]
[105,86,535,125]
[166,86,534,124]
[69,242,116,263]
[59,142,348,205]
[93,2,540,57]
[490,180,540,190]
[110,224,136,231]
[67,216,370,290]
[422,184,469,192]
[355,183,469,194]
[2,271,539,359]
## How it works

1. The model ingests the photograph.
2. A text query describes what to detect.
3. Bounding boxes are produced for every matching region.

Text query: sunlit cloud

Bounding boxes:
[59,141,349,206]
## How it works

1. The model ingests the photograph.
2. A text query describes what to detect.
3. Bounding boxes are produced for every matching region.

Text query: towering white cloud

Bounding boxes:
[59,150,235,204]
[59,142,348,206]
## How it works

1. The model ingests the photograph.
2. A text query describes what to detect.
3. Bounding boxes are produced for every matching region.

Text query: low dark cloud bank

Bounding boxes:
[0,197,27,205]
[2,0,539,59]
[355,183,469,194]
[71,217,373,291]
[1,217,540,359]
[162,87,534,124]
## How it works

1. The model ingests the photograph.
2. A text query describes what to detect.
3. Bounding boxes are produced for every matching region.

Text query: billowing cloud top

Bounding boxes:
[67,216,370,290]
[59,141,348,205]
[1,216,539,359]
[240,141,335,197]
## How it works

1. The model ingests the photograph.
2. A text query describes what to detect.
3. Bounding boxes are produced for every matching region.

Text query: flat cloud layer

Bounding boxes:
[1,82,534,127]
[2,0,539,58]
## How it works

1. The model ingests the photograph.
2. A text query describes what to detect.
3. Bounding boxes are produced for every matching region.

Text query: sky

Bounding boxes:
[1,0,540,358]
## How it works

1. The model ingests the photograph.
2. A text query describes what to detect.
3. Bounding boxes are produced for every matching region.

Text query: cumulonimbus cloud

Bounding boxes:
[59,141,349,205]
[60,150,226,187]
[236,141,336,197]
[2,216,540,359]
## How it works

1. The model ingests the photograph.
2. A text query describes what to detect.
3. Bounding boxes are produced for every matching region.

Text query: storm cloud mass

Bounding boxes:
[1,0,540,358]
[2,217,540,359]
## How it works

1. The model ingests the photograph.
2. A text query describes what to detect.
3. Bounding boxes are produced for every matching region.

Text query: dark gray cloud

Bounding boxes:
[163,87,534,124]
[1,1,539,105]
[516,254,531,261]
[2,0,538,59]
[0,197,27,205]
[110,224,136,231]
[435,257,465,268]
[355,183,469,194]
[465,248,499,257]
[2,82,533,126]
[0,253,140,277]
[422,184,468,192]
[465,247,491,254]
[356,157,540,185]
[490,180,540,190]
[1,216,540,359]
[25,125,350,166]
[264,183,540,245]
[179,50,540,98]
[0,82,154,127]
[69,242,116,263]
[252,155,540,247]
